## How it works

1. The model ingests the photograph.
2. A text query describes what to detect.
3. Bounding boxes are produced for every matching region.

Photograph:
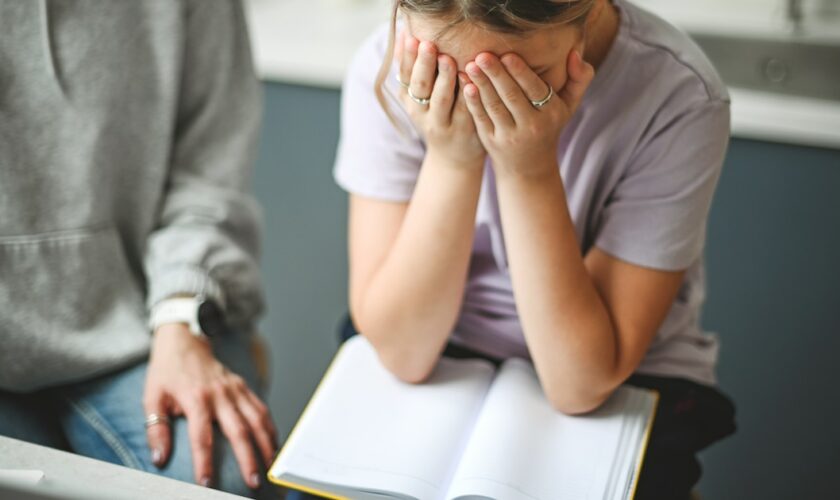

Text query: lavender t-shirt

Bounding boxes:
[334,0,730,386]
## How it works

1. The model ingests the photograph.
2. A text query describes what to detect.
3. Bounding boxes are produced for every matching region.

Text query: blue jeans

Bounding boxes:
[0,332,274,499]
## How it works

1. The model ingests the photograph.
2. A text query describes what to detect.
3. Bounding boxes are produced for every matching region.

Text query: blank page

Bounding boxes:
[445,359,656,500]
[270,336,496,499]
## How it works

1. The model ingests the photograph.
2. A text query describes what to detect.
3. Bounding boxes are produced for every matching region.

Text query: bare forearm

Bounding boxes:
[356,153,483,381]
[495,169,618,412]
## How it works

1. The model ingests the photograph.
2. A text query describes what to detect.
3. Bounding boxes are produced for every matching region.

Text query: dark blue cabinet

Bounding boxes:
[254,82,840,499]
[700,139,840,500]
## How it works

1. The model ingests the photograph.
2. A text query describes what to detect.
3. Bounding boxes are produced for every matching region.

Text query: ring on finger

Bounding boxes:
[407,87,431,106]
[144,413,171,429]
[530,84,554,109]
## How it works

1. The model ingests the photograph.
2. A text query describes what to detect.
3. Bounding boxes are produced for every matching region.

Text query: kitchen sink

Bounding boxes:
[691,33,840,102]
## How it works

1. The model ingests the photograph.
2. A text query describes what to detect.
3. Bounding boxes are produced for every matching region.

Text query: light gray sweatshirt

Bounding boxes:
[0,0,264,392]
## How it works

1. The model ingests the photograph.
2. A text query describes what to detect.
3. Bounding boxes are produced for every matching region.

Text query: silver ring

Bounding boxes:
[144,413,171,429]
[395,75,409,89]
[530,85,554,109]
[407,86,431,106]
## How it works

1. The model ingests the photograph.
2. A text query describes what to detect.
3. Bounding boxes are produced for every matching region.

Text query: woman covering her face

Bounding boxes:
[332,1,736,498]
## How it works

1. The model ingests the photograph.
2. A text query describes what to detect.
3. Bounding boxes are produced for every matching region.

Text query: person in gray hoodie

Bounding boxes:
[0,1,277,496]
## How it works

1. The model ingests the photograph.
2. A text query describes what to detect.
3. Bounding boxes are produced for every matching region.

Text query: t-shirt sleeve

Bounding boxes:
[594,99,730,271]
[333,26,425,202]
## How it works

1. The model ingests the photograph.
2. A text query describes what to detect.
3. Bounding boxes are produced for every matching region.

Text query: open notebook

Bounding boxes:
[269,336,658,500]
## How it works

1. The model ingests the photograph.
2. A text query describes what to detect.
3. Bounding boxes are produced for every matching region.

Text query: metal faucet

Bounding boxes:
[788,0,803,32]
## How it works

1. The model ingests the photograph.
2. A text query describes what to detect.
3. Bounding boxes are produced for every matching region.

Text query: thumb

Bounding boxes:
[143,386,172,468]
[559,50,595,110]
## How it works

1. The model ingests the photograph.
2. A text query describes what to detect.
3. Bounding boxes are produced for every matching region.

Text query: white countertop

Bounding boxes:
[247,0,391,88]
[633,0,840,41]
[0,436,246,499]
[246,0,840,150]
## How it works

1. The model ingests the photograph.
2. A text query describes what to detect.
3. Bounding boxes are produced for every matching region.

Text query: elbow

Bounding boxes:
[544,381,615,416]
[377,348,436,384]
[547,393,610,416]
[355,321,437,384]
[352,305,438,384]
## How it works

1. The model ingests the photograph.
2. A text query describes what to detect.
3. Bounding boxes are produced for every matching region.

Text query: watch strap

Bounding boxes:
[149,297,204,337]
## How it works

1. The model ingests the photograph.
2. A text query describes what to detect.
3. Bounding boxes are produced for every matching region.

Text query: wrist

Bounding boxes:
[151,323,211,351]
[425,146,486,172]
[493,157,561,185]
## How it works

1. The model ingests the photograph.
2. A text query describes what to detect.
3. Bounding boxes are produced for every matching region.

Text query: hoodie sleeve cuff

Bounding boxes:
[146,265,226,312]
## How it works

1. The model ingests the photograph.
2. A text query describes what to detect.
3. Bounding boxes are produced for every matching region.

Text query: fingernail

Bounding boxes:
[249,473,260,489]
[151,448,162,466]
[200,476,211,487]
[467,64,480,76]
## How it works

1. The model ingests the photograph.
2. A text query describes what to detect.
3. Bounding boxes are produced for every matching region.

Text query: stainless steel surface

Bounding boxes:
[788,0,804,32]
[691,33,840,102]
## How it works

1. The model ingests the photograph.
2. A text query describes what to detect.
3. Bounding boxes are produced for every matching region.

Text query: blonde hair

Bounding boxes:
[374,0,596,125]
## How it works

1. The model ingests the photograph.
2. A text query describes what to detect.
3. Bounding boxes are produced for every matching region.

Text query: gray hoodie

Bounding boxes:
[0,0,264,392]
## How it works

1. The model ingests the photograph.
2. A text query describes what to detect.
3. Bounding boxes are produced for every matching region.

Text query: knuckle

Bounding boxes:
[230,375,247,391]
[413,79,431,94]
[254,402,269,419]
[192,426,212,447]
[487,101,506,115]
[474,111,491,123]
[188,387,210,407]
[230,423,249,441]
[210,380,229,395]
[501,54,519,69]
[502,89,521,103]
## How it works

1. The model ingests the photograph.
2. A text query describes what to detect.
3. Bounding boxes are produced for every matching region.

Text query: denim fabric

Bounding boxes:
[0,332,275,499]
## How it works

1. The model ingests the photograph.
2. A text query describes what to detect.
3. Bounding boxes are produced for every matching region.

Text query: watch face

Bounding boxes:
[197,300,226,337]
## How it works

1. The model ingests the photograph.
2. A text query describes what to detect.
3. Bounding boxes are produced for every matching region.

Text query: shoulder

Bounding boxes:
[619,0,729,105]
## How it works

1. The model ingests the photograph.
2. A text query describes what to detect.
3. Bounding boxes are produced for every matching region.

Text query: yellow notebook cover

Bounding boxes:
[268,338,659,500]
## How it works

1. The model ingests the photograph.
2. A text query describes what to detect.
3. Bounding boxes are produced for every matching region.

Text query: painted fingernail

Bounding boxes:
[249,473,260,489]
[200,476,211,487]
[151,448,162,466]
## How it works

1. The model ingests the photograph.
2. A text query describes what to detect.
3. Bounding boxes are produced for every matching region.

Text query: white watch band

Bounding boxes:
[149,297,204,337]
